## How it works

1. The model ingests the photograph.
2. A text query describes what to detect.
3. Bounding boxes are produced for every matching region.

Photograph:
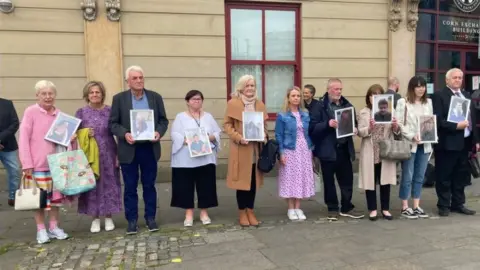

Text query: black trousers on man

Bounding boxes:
[320,144,354,213]
[435,137,471,210]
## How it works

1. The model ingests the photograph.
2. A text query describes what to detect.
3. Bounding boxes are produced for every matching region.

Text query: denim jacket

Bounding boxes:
[275,111,313,154]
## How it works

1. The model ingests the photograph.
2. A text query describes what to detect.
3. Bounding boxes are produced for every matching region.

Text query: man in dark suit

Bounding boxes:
[432,68,479,217]
[0,98,20,207]
[109,65,169,234]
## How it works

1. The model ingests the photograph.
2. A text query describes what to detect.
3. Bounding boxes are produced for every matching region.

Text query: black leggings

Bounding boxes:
[236,164,256,209]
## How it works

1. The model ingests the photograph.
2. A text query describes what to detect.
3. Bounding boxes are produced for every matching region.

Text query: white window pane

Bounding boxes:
[231,65,263,100]
[265,65,294,112]
[265,10,296,61]
[231,9,263,60]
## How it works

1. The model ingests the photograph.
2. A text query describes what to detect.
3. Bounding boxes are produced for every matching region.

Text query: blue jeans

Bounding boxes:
[120,144,158,222]
[399,145,429,200]
[0,150,20,199]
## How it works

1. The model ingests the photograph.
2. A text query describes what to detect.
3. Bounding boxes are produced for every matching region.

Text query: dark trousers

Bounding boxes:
[365,163,391,211]
[320,145,354,213]
[236,164,256,209]
[170,164,218,209]
[120,144,158,222]
[435,138,471,210]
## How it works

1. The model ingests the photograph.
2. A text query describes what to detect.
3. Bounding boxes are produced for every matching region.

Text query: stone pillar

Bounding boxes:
[388,0,418,96]
[83,0,123,105]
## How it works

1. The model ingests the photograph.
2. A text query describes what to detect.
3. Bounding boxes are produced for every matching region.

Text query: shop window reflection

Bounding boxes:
[419,0,436,10]
[416,44,435,70]
[416,13,436,41]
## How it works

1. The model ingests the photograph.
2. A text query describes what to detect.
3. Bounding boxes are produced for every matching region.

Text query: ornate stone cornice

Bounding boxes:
[80,0,97,21]
[105,0,121,22]
[407,0,421,32]
[388,0,403,32]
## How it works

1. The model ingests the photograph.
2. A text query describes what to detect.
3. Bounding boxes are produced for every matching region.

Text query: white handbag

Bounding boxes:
[14,174,48,211]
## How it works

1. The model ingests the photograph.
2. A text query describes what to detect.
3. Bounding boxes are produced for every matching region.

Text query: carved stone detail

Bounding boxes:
[105,0,121,21]
[388,0,403,32]
[407,0,421,32]
[80,0,97,21]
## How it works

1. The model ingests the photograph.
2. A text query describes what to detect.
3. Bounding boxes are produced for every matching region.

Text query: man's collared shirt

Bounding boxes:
[131,90,150,110]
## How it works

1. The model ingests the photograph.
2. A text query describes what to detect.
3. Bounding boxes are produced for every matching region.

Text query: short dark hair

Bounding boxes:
[185,90,204,101]
[406,76,427,104]
[365,84,385,109]
[378,99,388,107]
[304,84,316,96]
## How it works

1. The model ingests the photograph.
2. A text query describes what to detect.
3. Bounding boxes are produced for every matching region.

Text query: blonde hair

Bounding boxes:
[281,86,307,112]
[34,80,57,94]
[125,65,144,80]
[231,74,256,98]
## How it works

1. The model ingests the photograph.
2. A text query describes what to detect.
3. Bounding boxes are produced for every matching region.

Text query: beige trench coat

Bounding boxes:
[223,98,268,191]
[357,107,398,191]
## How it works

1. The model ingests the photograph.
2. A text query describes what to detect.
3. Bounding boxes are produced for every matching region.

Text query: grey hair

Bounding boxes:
[446,68,463,80]
[231,74,256,98]
[326,78,342,90]
[125,65,144,80]
[388,77,399,86]
[34,80,57,94]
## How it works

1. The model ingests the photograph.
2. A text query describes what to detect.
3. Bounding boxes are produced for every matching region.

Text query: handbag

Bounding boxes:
[14,174,48,211]
[47,150,96,196]
[378,104,411,161]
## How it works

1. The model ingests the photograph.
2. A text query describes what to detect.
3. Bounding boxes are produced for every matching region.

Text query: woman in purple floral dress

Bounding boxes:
[76,81,122,233]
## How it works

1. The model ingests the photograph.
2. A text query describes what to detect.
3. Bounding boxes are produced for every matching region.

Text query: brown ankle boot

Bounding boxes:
[246,209,259,227]
[239,210,250,227]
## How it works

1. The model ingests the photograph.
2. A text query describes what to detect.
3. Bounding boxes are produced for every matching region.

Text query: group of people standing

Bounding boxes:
[0,66,477,244]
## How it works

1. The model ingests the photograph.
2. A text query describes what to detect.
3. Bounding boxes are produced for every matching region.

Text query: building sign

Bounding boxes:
[439,16,479,43]
[453,0,480,13]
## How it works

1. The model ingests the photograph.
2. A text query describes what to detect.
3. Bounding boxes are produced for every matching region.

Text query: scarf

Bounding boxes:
[240,94,256,112]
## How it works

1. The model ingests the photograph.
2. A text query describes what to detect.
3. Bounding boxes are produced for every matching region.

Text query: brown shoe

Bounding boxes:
[246,209,259,227]
[239,209,250,227]
[7,199,14,207]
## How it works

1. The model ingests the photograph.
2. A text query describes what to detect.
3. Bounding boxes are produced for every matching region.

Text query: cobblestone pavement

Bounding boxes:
[1,177,480,269]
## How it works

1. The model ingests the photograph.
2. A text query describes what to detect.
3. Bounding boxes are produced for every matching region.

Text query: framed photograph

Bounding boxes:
[335,107,355,139]
[44,112,82,147]
[447,96,470,124]
[418,115,437,144]
[242,111,265,142]
[130,109,155,141]
[185,127,213,158]
[372,94,394,123]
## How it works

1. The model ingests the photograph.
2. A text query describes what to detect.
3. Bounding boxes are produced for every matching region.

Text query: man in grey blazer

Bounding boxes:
[109,65,169,234]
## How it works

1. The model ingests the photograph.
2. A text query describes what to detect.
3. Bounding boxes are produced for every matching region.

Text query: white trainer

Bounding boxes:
[48,227,69,240]
[105,218,115,231]
[288,209,299,220]
[295,209,307,220]
[90,219,101,233]
[36,229,50,244]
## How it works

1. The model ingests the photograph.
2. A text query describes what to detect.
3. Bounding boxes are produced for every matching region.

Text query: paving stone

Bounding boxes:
[126,245,135,251]
[79,260,91,268]
[99,247,110,253]
[137,252,146,257]
[148,253,158,261]
[137,246,146,252]
[110,260,122,266]
[113,249,124,255]
[87,244,100,250]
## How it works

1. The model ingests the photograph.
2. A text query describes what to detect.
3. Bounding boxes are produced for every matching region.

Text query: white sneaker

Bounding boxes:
[287,209,299,220]
[48,227,69,240]
[295,209,307,220]
[105,218,115,231]
[90,219,101,233]
[36,229,50,244]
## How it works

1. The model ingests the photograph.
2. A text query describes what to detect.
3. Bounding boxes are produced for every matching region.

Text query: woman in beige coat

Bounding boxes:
[358,84,399,221]
[224,75,268,227]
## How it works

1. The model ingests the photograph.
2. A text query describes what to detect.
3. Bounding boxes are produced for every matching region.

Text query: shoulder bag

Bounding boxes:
[378,104,411,161]
[15,174,48,211]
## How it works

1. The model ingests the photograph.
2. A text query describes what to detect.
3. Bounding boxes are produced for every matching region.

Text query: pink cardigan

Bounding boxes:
[19,104,59,171]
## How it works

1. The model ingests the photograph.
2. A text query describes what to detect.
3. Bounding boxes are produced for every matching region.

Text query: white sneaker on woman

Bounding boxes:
[36,229,50,244]
[105,218,115,231]
[288,209,298,220]
[295,209,307,220]
[90,219,101,233]
[48,227,69,240]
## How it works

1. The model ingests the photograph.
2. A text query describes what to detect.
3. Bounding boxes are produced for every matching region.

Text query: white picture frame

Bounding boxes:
[372,94,394,124]
[335,107,355,139]
[447,96,470,124]
[185,127,213,158]
[242,111,265,142]
[44,112,82,147]
[130,109,155,141]
[418,115,438,144]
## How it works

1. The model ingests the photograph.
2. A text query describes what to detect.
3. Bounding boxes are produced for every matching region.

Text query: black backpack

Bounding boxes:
[257,139,279,173]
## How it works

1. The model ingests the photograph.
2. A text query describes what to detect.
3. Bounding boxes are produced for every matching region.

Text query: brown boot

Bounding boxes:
[239,209,250,227]
[246,209,259,227]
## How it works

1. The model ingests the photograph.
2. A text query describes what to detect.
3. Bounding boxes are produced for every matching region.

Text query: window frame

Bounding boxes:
[224,1,302,119]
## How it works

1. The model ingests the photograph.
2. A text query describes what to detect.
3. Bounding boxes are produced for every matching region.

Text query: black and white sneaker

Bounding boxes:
[413,207,429,218]
[401,208,418,219]
[327,212,339,221]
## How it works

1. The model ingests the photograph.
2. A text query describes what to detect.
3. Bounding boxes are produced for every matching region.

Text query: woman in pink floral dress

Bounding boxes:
[275,87,315,221]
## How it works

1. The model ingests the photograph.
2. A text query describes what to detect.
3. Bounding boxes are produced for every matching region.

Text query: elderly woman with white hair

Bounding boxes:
[18,80,69,244]
[224,75,268,227]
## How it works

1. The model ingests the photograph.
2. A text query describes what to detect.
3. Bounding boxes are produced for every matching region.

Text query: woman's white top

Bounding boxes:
[170,111,221,168]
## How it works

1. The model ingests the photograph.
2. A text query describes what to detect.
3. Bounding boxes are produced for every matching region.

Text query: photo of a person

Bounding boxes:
[335,107,355,138]
[419,115,437,143]
[242,111,264,141]
[130,109,155,141]
[372,94,394,123]
[185,127,213,158]
[447,96,469,123]
[44,112,82,147]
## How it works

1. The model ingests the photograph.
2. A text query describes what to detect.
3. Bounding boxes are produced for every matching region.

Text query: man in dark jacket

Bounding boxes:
[432,68,479,217]
[309,78,364,221]
[0,97,20,207]
[386,77,401,109]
